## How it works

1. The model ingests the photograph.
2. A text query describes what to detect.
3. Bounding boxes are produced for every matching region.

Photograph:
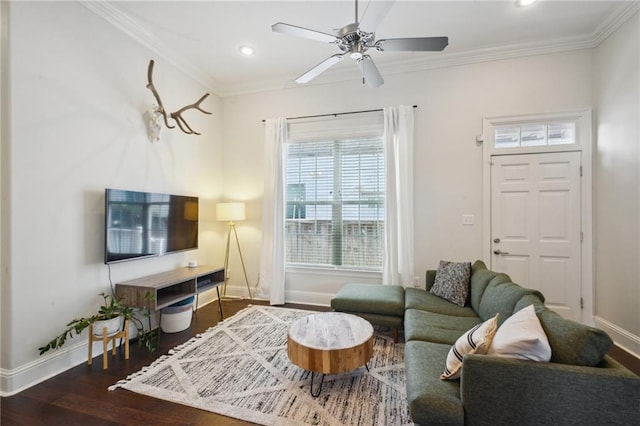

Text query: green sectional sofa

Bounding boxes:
[333,260,640,425]
[331,283,405,342]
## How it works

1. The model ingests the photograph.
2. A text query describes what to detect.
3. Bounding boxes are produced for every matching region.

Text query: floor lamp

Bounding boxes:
[216,202,253,302]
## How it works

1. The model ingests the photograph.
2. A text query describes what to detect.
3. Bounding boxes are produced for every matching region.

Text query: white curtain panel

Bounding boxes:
[383,105,415,287]
[258,118,287,304]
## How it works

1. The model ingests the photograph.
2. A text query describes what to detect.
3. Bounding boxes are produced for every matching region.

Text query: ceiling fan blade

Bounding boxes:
[295,54,345,84]
[376,37,449,52]
[272,22,339,44]
[357,55,384,88]
[358,0,395,32]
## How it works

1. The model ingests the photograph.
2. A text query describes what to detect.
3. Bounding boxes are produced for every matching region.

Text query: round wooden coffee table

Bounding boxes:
[287,312,374,397]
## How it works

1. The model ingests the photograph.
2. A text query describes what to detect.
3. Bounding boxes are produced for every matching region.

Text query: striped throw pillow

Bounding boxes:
[440,314,499,380]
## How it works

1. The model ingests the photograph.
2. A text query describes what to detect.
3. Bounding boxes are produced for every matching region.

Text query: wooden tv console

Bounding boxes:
[115,265,225,319]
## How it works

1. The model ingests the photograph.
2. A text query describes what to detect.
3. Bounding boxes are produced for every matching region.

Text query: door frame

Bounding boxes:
[481,110,594,324]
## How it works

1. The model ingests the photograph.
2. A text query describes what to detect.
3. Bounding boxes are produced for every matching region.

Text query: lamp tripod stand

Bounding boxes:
[222,221,253,302]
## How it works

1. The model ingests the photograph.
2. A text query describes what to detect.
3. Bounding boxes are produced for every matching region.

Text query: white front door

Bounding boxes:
[491,151,582,320]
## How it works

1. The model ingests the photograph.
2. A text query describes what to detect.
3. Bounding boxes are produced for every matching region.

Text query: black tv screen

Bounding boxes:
[104,188,199,264]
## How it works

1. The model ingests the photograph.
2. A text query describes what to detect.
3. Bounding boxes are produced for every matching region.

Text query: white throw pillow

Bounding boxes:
[440,314,499,380]
[487,304,551,361]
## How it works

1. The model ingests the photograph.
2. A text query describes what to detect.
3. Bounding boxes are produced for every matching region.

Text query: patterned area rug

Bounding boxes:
[109,306,412,425]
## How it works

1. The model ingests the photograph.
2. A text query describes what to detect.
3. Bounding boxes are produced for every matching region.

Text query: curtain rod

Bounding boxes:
[261,105,417,123]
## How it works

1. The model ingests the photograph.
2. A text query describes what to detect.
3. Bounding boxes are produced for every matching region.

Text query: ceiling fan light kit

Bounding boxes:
[272,0,448,88]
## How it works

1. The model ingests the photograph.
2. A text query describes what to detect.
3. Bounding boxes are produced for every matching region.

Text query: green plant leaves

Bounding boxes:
[38,292,158,356]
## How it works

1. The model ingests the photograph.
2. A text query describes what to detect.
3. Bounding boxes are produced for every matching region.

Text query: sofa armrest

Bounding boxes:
[460,354,640,426]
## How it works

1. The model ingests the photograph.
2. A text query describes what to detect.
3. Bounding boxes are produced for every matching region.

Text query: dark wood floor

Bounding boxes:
[2,300,638,425]
[1,300,327,426]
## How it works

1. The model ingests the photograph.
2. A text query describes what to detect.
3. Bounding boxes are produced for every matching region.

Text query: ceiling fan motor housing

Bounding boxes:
[337,23,375,58]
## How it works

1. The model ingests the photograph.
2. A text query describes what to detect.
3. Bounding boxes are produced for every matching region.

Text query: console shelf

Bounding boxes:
[115,265,225,311]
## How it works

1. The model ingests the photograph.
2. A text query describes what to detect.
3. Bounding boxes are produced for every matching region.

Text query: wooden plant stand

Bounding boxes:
[88,319,129,369]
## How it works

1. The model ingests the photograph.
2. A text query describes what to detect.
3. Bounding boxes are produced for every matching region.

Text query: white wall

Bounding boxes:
[3,2,638,397]
[0,0,8,393]
[593,12,640,356]
[222,50,594,305]
[0,2,224,394]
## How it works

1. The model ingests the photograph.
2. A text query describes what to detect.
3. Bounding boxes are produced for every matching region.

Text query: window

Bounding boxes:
[495,122,575,149]
[285,137,384,269]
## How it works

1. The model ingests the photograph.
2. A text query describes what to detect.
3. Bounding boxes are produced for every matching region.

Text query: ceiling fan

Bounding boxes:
[272,0,448,88]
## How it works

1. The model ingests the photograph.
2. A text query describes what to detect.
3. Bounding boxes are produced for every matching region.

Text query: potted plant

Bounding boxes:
[38,292,157,355]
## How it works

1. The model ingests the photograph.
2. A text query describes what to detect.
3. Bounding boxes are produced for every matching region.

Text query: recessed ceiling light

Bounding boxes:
[515,0,537,7]
[238,45,255,56]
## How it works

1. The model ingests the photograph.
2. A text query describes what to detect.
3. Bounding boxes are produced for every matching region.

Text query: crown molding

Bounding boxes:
[592,0,640,46]
[80,0,640,98]
[79,1,223,95]
[216,1,640,97]
[380,35,597,77]
[219,35,597,97]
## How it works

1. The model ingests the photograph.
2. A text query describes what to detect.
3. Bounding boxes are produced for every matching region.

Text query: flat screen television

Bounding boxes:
[104,188,199,264]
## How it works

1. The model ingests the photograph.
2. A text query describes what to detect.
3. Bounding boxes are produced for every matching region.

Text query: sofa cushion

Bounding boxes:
[487,304,551,361]
[405,288,478,317]
[405,340,464,425]
[469,261,504,312]
[430,260,471,307]
[330,283,405,317]
[404,308,480,344]
[341,311,403,328]
[476,279,544,325]
[441,314,499,380]
[538,308,613,366]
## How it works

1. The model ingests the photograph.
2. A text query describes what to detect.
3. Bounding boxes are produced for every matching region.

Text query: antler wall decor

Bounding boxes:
[145,59,211,139]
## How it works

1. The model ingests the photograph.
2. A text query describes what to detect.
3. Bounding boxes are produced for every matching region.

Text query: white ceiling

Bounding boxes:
[84,0,637,96]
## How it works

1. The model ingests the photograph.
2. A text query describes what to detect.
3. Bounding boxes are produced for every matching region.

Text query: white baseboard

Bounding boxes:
[2,287,331,396]
[1,313,158,396]
[0,338,117,396]
[225,284,331,307]
[594,316,640,359]
[284,289,332,306]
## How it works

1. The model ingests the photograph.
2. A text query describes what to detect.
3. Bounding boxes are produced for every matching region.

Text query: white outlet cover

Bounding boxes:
[462,214,474,225]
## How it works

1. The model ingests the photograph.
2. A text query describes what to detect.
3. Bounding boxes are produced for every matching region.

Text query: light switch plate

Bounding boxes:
[462,214,474,225]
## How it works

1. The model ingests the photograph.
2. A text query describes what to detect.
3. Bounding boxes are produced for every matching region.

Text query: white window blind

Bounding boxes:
[285,116,384,269]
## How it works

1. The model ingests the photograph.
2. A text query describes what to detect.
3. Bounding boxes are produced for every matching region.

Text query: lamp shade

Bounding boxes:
[216,202,246,222]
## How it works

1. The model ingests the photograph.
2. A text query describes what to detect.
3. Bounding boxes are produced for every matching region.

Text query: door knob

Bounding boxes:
[493,238,501,243]
[493,249,509,255]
